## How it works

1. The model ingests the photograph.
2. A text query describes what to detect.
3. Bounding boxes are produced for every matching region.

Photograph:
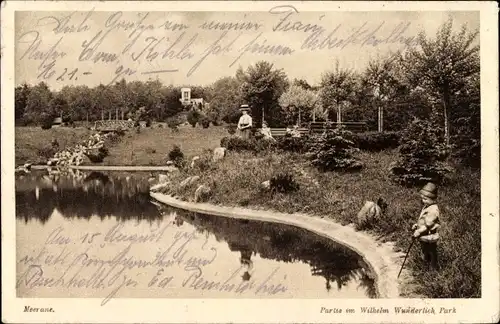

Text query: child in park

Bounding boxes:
[412,182,441,270]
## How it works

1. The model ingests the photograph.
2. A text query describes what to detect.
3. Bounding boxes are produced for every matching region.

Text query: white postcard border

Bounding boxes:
[2,1,499,323]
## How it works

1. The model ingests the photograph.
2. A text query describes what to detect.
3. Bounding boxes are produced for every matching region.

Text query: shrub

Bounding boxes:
[41,120,53,130]
[353,131,401,151]
[270,172,299,193]
[220,136,275,153]
[168,145,184,167]
[187,110,199,127]
[200,117,210,129]
[226,124,237,135]
[276,134,311,153]
[390,116,452,186]
[51,139,60,150]
[86,146,108,163]
[307,127,363,172]
[451,116,480,169]
[38,146,56,160]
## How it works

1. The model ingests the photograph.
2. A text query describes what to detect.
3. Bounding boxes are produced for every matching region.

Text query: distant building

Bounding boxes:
[180,87,209,110]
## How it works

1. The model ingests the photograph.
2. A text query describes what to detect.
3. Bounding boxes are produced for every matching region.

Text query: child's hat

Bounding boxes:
[239,104,250,111]
[420,182,438,199]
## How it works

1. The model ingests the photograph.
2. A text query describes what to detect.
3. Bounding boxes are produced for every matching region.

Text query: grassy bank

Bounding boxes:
[14,125,227,166]
[103,125,228,166]
[160,148,481,298]
[15,127,94,165]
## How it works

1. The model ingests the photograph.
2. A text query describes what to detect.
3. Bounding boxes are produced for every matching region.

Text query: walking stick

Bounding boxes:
[398,238,415,278]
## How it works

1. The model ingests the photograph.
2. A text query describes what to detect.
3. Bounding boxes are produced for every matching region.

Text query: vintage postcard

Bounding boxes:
[1,1,499,323]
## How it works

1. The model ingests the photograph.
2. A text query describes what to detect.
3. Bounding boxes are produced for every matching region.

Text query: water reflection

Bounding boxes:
[16,170,160,223]
[15,170,377,298]
[163,206,378,298]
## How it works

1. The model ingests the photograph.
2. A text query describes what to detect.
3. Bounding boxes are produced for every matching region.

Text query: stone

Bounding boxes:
[260,180,271,191]
[190,156,200,168]
[357,201,382,226]
[158,174,169,184]
[47,158,60,166]
[212,147,226,162]
[179,175,200,189]
[194,185,211,202]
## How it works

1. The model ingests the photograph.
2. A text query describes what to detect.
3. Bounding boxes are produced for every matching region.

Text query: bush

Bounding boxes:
[390,116,452,186]
[220,135,275,153]
[37,146,56,160]
[226,124,237,135]
[86,146,108,163]
[451,116,480,169]
[276,134,311,153]
[168,145,184,167]
[307,127,363,172]
[353,131,401,151]
[41,120,53,130]
[200,117,210,129]
[270,172,299,193]
[187,110,199,127]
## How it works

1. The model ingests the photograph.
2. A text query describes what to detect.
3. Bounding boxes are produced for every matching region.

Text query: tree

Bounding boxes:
[15,83,31,124]
[390,114,452,186]
[208,76,243,124]
[292,78,313,91]
[400,16,480,145]
[49,92,69,119]
[240,61,289,128]
[159,85,184,120]
[24,82,53,125]
[319,61,357,122]
[278,84,320,125]
[356,54,433,131]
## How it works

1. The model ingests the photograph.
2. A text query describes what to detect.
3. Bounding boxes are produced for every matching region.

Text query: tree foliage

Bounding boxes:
[208,76,243,124]
[319,61,358,122]
[278,84,320,125]
[240,61,289,127]
[400,16,480,145]
[390,114,452,186]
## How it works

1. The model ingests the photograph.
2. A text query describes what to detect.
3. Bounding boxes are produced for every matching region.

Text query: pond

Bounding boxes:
[15,170,378,300]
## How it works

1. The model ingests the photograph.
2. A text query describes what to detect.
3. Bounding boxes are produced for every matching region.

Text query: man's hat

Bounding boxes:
[419,182,438,199]
[239,104,250,111]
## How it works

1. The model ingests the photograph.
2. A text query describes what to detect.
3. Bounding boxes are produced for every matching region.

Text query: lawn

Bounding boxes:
[14,124,229,166]
[15,126,94,165]
[102,125,229,166]
[158,147,481,299]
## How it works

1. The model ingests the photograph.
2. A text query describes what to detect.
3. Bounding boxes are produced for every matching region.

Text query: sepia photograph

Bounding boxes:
[2,1,499,323]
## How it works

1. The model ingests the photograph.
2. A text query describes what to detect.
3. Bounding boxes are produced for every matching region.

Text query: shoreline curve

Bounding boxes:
[150,191,406,298]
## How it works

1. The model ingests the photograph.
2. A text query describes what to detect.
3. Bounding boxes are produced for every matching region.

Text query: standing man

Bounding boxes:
[237,104,253,139]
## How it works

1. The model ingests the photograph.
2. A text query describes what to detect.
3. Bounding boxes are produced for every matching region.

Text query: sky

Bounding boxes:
[15,9,479,90]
